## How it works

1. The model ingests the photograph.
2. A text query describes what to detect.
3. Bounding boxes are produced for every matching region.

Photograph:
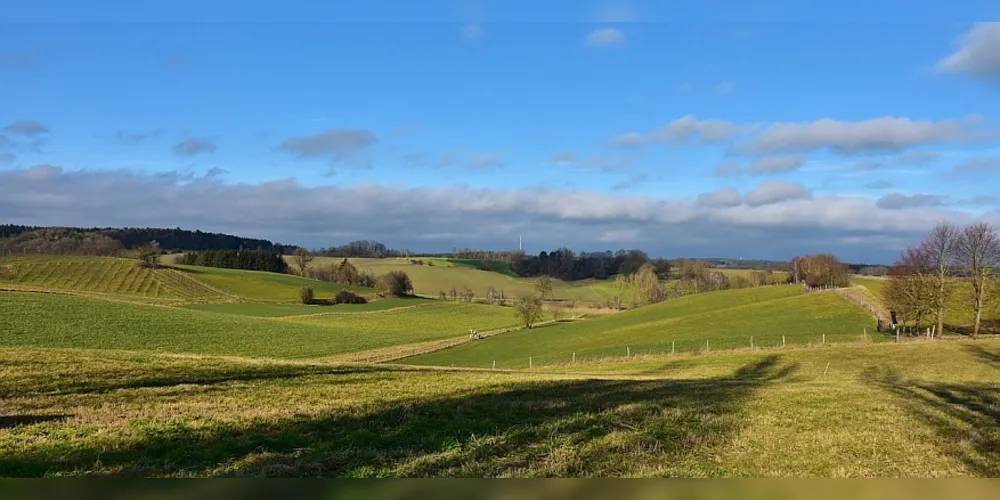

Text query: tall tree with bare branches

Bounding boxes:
[884,246,935,334]
[955,222,1000,338]
[919,222,960,337]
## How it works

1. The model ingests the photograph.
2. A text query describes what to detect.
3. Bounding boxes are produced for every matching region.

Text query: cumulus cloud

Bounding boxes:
[713,162,743,177]
[2,120,49,137]
[715,81,735,95]
[462,24,485,40]
[876,193,948,210]
[1,166,988,262]
[743,181,811,207]
[648,115,738,145]
[937,22,1000,81]
[612,132,644,148]
[278,129,376,163]
[738,115,988,155]
[172,138,218,157]
[585,28,625,47]
[697,187,741,207]
[748,155,804,174]
[948,155,1000,176]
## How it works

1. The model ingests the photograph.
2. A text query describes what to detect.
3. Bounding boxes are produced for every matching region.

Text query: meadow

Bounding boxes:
[182,298,429,317]
[1,338,996,477]
[171,263,372,302]
[406,286,876,369]
[0,292,520,359]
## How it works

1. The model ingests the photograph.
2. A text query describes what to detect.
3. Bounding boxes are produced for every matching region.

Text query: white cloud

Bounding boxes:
[1,167,990,262]
[648,115,738,145]
[937,22,1000,80]
[748,155,804,174]
[585,28,625,47]
[738,115,989,155]
[743,181,812,207]
[876,193,948,210]
[715,81,735,95]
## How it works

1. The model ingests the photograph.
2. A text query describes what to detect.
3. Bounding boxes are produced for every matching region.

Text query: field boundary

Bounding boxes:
[326,316,586,364]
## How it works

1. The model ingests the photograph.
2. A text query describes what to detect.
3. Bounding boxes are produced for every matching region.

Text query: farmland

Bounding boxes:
[405,286,876,369]
[0,292,520,359]
[1,338,997,477]
[181,297,429,317]
[171,263,372,302]
[0,256,227,302]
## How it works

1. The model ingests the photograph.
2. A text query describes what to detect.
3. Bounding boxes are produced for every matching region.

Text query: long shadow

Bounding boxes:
[0,363,387,399]
[0,415,70,429]
[863,351,1000,476]
[963,344,1000,370]
[0,356,797,477]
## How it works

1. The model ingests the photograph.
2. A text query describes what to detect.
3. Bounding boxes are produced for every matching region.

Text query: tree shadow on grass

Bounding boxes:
[863,347,1000,476]
[0,356,798,477]
[0,363,392,399]
[0,415,70,429]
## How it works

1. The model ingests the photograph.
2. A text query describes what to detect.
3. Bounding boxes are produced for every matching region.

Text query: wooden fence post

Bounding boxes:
[671,341,675,355]
[529,357,532,369]
[782,335,786,347]
[572,352,576,364]
[822,333,826,345]
[627,346,630,358]
[750,336,754,349]
[493,360,496,370]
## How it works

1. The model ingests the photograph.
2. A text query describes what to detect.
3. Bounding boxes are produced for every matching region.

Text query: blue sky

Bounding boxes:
[2,1,1000,263]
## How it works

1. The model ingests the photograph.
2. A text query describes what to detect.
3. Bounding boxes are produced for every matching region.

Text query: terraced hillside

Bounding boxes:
[0,256,228,302]
[405,285,877,368]
[172,263,372,302]
[0,292,522,359]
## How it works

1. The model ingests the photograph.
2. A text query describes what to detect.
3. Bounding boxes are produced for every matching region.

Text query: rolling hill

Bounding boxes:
[404,285,877,368]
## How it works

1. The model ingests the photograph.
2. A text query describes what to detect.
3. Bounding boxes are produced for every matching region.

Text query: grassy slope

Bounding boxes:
[306,256,617,305]
[406,286,876,368]
[0,292,519,359]
[180,298,429,317]
[852,275,999,327]
[172,264,371,302]
[1,339,997,477]
[0,256,227,302]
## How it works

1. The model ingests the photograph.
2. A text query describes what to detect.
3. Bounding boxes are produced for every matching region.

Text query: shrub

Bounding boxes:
[333,290,367,304]
[299,286,315,304]
[375,270,414,298]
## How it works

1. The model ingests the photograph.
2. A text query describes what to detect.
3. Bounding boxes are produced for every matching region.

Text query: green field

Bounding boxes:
[0,256,227,302]
[405,286,877,368]
[0,292,520,359]
[181,298,429,317]
[1,338,997,477]
[171,264,371,303]
[852,275,999,328]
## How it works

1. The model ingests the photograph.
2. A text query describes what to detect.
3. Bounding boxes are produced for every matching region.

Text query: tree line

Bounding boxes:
[884,221,1000,338]
[509,248,671,281]
[175,249,290,273]
[0,225,294,255]
[312,240,413,258]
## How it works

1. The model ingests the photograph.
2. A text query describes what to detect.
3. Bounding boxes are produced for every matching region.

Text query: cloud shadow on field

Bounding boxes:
[0,357,797,477]
[863,347,1000,476]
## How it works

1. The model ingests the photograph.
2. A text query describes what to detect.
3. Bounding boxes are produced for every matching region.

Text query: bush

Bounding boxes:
[375,270,414,298]
[300,286,315,304]
[333,290,367,304]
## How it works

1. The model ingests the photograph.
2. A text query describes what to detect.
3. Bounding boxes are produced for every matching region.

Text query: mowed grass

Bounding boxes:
[406,286,877,369]
[172,264,372,303]
[0,292,520,359]
[0,256,227,302]
[180,298,429,317]
[1,338,997,477]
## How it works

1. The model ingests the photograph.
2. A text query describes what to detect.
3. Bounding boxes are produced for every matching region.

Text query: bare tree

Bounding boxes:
[535,276,553,301]
[955,222,1000,338]
[884,246,935,335]
[918,222,960,337]
[292,247,315,276]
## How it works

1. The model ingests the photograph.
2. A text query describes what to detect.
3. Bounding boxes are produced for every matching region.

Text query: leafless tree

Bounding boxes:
[918,222,960,337]
[955,222,1000,338]
[292,247,314,276]
[884,246,935,334]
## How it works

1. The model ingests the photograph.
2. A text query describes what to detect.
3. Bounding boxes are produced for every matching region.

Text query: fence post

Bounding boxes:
[822,334,825,345]
[529,357,532,369]
[706,339,709,352]
[896,329,900,343]
[572,352,576,364]
[493,360,496,370]
[750,336,754,350]
[782,335,786,347]
[627,346,630,358]
[671,341,675,355]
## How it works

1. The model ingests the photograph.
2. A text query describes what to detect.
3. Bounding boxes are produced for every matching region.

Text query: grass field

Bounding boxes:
[405,286,877,369]
[181,298,430,317]
[0,256,227,302]
[171,264,371,303]
[852,275,999,328]
[0,292,521,359]
[1,338,996,477]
